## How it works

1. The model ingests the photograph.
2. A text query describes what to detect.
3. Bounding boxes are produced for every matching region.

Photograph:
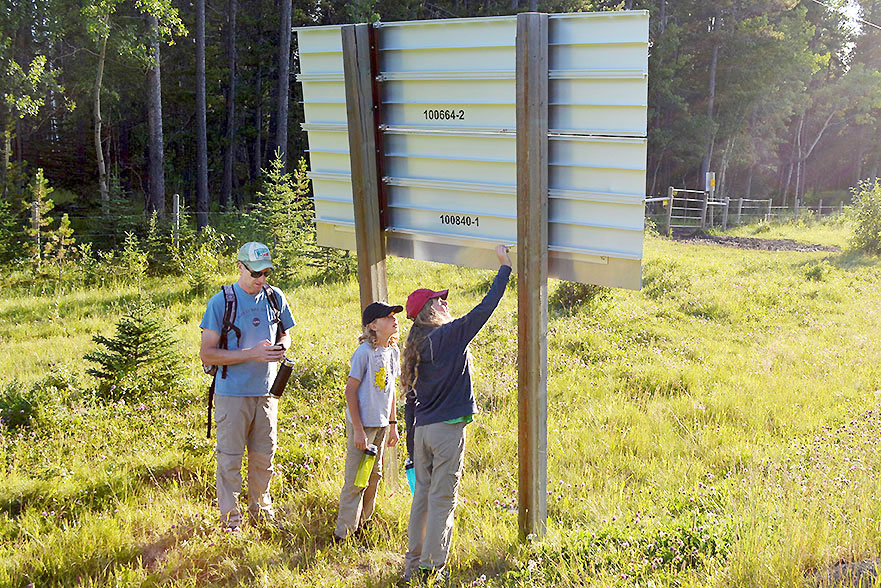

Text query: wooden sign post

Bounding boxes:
[342,23,388,310]
[516,12,549,539]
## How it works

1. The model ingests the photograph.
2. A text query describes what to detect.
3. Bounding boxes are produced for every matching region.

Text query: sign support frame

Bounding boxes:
[516,11,549,540]
[342,23,389,310]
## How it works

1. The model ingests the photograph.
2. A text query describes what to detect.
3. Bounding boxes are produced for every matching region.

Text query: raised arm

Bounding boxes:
[426,245,512,359]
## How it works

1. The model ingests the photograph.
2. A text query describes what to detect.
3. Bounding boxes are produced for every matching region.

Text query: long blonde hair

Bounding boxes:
[400,300,451,393]
[359,322,399,350]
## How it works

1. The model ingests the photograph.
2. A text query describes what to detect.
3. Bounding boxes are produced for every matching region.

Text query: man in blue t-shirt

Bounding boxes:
[200,242,296,532]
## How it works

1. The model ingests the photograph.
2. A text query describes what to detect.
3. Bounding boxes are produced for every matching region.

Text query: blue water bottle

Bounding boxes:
[405,457,415,495]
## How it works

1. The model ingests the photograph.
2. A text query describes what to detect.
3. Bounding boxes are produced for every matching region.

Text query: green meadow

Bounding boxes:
[2,218,881,587]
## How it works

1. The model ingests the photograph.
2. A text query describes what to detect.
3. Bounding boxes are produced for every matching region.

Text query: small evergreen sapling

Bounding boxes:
[25,168,53,270]
[85,299,183,401]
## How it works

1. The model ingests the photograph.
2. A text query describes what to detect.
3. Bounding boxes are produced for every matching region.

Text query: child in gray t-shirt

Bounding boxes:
[333,301,402,541]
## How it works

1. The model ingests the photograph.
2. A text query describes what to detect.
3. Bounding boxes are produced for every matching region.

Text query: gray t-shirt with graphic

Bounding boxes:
[347,341,399,427]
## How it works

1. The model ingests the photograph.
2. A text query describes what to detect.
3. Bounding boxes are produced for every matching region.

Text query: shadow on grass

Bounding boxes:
[811,250,881,271]
[0,463,205,521]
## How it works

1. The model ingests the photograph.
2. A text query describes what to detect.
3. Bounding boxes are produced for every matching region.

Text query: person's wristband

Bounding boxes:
[388,420,397,425]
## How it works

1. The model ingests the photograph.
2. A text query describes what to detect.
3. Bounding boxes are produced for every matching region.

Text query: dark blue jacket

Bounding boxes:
[407,265,511,428]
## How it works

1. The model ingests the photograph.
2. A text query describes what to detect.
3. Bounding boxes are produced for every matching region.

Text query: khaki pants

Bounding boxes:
[215,395,278,529]
[334,421,388,538]
[405,420,467,573]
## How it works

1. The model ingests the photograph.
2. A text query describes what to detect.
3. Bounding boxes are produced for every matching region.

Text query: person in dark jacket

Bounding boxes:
[401,244,512,583]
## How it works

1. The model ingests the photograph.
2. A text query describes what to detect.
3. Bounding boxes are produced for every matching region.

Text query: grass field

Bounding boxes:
[2,218,881,587]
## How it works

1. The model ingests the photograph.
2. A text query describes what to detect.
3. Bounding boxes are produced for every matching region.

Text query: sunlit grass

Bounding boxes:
[2,220,881,586]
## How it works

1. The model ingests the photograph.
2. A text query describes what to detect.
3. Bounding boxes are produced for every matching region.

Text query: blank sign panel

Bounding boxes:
[296,10,648,289]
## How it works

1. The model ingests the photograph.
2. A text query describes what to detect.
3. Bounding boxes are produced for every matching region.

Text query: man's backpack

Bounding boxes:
[206,284,283,438]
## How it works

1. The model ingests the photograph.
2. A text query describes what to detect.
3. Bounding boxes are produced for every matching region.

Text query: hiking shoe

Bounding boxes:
[330,532,346,544]
[418,567,450,586]
[354,519,371,537]
[397,568,419,587]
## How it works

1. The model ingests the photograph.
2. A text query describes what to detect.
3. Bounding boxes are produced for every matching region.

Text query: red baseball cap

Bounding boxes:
[406,288,449,319]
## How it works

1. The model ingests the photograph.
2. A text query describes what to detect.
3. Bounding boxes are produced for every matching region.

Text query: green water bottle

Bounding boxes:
[354,444,378,488]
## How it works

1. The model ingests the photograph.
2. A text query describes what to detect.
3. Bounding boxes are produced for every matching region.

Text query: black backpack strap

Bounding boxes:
[262,285,283,343]
[219,285,241,379]
[207,375,216,439]
[208,285,239,440]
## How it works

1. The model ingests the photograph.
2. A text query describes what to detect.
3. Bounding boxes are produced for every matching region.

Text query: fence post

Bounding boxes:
[31,200,40,269]
[172,193,180,249]
[666,186,674,237]
[722,196,730,230]
[736,198,744,225]
[766,199,772,222]
[700,191,709,230]
[817,198,823,217]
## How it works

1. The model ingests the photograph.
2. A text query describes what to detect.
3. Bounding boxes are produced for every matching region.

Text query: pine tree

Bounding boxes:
[248,153,312,279]
[84,299,183,402]
[25,168,53,270]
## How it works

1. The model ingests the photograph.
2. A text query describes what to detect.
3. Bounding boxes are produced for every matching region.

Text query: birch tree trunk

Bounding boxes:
[659,0,666,34]
[94,31,109,208]
[146,13,165,218]
[1,122,9,198]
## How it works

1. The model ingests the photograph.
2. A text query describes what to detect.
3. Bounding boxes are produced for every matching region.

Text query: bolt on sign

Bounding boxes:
[296,11,648,289]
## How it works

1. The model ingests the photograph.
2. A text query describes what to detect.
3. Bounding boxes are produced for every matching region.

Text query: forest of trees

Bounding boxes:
[2,0,881,246]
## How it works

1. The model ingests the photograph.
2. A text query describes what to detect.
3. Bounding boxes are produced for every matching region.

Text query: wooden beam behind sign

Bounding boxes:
[342,23,388,309]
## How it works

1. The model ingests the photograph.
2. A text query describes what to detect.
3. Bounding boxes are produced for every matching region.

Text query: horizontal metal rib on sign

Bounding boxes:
[374,15,516,27]
[383,125,514,137]
[551,128,646,137]
[382,99,513,106]
[311,193,351,203]
[548,216,643,232]
[551,69,646,79]
[307,171,350,181]
[548,40,646,48]
[550,101,646,108]
[384,176,513,194]
[375,68,647,81]
[296,73,344,82]
[550,188,642,204]
[298,48,343,55]
[380,99,647,108]
[380,43,514,52]
[378,71,512,81]
[301,123,348,132]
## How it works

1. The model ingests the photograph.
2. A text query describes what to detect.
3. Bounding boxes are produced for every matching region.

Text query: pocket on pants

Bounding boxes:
[214,396,229,425]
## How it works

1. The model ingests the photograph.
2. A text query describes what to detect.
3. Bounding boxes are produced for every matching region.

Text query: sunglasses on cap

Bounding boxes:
[241,262,271,278]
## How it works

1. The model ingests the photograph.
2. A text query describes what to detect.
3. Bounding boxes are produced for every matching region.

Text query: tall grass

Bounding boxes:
[2,223,881,586]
